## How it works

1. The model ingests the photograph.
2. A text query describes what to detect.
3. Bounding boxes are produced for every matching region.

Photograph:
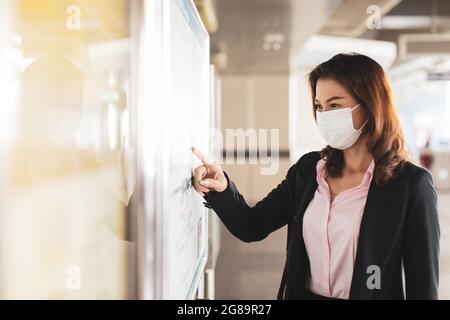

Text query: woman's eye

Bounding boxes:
[315,104,322,110]
[330,103,340,109]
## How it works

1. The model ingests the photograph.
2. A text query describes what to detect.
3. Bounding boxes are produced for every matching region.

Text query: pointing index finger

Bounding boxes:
[191,147,214,166]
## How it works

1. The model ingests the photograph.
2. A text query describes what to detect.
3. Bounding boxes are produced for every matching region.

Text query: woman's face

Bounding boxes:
[314,78,367,130]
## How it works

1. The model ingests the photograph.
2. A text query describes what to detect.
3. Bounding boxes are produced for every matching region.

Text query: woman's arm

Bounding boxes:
[203,162,299,243]
[192,149,319,243]
[403,169,440,299]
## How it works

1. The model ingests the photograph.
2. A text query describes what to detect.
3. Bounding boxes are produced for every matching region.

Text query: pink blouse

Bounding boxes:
[302,158,375,299]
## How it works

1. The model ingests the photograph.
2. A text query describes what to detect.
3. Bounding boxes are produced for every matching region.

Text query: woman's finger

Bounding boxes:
[200,178,226,191]
[193,166,208,192]
[191,147,214,167]
[198,186,211,193]
[194,181,210,193]
[194,165,207,180]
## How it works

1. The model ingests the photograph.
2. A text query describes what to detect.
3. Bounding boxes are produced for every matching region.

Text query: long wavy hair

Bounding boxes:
[308,53,409,185]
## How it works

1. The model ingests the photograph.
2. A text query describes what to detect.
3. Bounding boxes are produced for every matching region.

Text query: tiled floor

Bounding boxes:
[215,224,287,299]
[215,192,450,300]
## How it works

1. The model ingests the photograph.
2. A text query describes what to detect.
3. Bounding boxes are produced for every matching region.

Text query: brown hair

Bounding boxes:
[308,53,409,185]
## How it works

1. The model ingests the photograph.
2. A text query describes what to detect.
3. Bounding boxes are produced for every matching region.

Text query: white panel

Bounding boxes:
[141,0,210,300]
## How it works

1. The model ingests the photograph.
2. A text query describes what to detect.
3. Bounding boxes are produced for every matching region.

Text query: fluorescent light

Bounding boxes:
[381,16,431,30]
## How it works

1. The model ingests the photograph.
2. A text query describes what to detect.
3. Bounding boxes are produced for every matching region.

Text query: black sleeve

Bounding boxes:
[403,169,440,299]
[203,157,302,243]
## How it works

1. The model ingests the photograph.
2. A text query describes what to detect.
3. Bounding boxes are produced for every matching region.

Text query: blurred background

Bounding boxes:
[0,0,449,300]
[209,0,450,300]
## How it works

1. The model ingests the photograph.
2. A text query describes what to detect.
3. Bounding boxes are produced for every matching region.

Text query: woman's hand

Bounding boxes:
[191,147,228,193]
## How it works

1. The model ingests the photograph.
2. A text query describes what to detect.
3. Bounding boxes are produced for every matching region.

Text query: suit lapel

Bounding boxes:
[284,165,319,297]
[349,176,406,299]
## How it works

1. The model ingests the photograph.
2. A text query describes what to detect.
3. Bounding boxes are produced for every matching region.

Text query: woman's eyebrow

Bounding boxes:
[326,96,345,103]
[315,96,346,104]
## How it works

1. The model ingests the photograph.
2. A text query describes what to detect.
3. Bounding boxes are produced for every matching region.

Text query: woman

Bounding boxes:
[192,53,440,300]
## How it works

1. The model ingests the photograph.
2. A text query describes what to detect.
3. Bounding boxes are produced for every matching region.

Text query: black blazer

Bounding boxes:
[203,151,440,300]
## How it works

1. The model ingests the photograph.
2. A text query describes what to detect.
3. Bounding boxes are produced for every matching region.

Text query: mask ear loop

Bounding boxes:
[358,120,369,131]
[350,103,361,111]
[350,104,368,130]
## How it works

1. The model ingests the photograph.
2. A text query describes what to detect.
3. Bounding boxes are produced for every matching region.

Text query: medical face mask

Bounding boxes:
[316,104,368,150]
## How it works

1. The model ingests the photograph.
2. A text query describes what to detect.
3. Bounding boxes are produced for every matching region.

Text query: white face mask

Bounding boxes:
[316,104,368,150]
